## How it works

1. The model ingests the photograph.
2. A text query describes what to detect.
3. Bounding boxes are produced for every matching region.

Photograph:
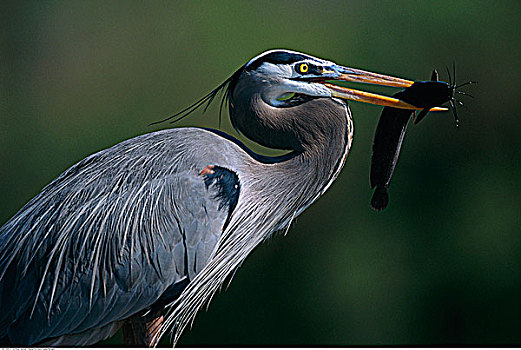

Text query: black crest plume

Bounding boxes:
[149,67,244,126]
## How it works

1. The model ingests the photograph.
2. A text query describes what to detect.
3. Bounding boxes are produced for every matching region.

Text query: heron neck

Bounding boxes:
[228,92,352,228]
[245,99,353,231]
[277,100,352,204]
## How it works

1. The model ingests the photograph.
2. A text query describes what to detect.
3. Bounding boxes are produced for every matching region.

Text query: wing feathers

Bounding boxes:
[0,129,237,345]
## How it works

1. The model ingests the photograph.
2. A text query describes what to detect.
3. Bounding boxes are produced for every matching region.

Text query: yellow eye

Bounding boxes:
[299,63,309,73]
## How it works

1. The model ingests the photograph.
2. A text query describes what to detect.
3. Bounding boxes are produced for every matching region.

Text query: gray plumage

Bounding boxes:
[0,49,361,346]
[0,129,237,344]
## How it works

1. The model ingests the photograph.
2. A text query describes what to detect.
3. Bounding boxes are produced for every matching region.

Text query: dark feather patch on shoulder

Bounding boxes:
[201,166,240,227]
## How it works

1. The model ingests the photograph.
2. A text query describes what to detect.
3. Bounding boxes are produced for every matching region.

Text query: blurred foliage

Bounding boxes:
[1,0,521,346]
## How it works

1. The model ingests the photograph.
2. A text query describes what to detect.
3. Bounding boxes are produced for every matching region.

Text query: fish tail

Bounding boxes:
[371,186,389,211]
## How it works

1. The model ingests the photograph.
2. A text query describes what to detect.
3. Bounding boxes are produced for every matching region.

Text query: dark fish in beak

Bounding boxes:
[370,68,475,211]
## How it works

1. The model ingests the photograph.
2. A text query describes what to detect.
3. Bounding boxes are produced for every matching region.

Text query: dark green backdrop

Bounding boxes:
[2,1,520,346]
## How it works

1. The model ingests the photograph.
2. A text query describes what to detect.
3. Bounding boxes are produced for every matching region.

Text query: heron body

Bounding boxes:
[0,49,428,346]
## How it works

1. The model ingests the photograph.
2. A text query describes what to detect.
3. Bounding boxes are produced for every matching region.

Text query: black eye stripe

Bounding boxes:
[244,50,330,73]
[245,51,312,71]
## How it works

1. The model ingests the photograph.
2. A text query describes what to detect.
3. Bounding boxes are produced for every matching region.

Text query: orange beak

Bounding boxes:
[323,65,447,111]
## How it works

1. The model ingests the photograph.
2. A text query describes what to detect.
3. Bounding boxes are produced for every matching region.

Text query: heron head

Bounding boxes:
[233,49,433,110]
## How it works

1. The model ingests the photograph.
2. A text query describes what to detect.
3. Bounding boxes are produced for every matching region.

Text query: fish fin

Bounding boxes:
[414,108,429,124]
[431,69,439,81]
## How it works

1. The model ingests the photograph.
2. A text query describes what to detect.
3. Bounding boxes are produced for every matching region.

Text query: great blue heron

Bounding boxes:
[0,49,439,346]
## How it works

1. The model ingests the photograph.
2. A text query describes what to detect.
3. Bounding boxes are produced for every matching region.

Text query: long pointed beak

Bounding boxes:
[324,65,447,111]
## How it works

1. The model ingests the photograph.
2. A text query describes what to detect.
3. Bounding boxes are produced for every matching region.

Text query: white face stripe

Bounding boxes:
[256,62,293,78]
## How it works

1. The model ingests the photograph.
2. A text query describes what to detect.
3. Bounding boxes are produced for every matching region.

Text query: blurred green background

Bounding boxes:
[2,0,520,346]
